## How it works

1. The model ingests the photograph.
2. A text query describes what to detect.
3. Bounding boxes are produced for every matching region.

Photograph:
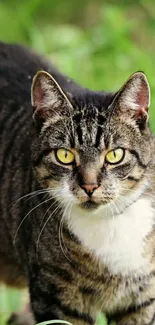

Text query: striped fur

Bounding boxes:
[0,43,155,325]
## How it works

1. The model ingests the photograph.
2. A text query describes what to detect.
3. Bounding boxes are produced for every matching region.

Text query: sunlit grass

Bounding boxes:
[0,286,25,325]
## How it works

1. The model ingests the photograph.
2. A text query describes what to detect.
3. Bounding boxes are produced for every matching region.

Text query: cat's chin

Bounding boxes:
[79,200,101,210]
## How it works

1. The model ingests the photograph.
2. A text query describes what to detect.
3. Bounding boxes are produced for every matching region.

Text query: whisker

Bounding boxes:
[10,188,51,211]
[39,200,56,228]
[13,196,53,245]
[25,191,49,203]
[111,200,120,215]
[121,186,155,200]
[109,202,115,221]
[36,201,63,258]
[59,201,74,263]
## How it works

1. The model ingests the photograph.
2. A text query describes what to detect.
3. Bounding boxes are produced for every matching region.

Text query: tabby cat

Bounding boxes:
[0,41,155,325]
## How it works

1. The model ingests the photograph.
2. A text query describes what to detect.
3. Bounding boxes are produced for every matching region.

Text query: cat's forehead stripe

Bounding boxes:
[72,108,107,148]
[73,111,83,145]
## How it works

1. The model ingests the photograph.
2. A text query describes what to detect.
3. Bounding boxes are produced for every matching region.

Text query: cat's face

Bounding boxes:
[31,71,152,217]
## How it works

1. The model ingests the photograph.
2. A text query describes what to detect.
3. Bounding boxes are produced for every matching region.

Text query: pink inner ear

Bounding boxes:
[33,79,45,108]
[135,80,149,119]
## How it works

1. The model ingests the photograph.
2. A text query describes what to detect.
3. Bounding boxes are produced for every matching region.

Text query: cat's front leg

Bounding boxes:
[29,269,96,325]
[109,302,155,325]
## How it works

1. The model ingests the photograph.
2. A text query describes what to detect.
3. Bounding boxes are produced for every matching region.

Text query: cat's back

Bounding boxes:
[0,43,63,225]
[0,42,52,187]
[0,42,52,109]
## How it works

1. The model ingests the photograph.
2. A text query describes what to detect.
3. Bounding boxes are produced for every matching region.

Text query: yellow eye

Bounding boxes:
[105,148,125,164]
[56,148,75,165]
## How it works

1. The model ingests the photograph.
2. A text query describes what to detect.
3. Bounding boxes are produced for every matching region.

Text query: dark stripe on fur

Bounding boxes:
[147,311,155,325]
[52,296,94,324]
[95,114,106,147]
[79,286,99,296]
[127,176,140,182]
[76,124,83,145]
[128,297,155,313]
[68,259,105,282]
[42,175,52,180]
[33,149,52,166]
[49,265,74,282]
[129,149,147,168]
[73,112,83,145]
[95,126,102,147]
[109,298,155,323]
[0,106,26,175]
[34,287,94,324]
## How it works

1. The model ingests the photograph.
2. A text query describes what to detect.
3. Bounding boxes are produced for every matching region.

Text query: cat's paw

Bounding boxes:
[7,312,35,325]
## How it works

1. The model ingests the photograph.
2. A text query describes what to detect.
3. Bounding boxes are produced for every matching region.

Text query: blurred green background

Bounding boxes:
[0,0,155,324]
[0,0,155,112]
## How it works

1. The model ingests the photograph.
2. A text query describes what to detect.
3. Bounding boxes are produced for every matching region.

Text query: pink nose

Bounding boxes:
[81,184,99,196]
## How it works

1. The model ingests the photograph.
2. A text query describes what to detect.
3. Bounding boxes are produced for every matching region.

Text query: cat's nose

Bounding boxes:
[81,184,99,197]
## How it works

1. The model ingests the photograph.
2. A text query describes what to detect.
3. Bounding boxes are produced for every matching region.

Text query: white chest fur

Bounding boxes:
[67,198,154,276]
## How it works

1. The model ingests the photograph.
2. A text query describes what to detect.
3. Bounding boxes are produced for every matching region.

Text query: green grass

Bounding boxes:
[0,2,155,124]
[0,286,24,325]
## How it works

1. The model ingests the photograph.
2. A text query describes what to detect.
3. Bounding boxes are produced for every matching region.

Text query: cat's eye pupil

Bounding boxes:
[105,148,125,165]
[56,148,75,165]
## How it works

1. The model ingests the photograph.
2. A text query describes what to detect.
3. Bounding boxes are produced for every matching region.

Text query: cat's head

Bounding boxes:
[31,71,153,218]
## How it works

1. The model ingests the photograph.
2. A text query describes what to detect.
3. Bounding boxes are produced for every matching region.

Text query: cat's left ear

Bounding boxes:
[111,72,150,130]
[31,71,73,123]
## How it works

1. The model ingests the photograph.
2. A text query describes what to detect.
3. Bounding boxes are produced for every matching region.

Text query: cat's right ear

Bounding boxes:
[31,71,73,125]
[110,72,150,131]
